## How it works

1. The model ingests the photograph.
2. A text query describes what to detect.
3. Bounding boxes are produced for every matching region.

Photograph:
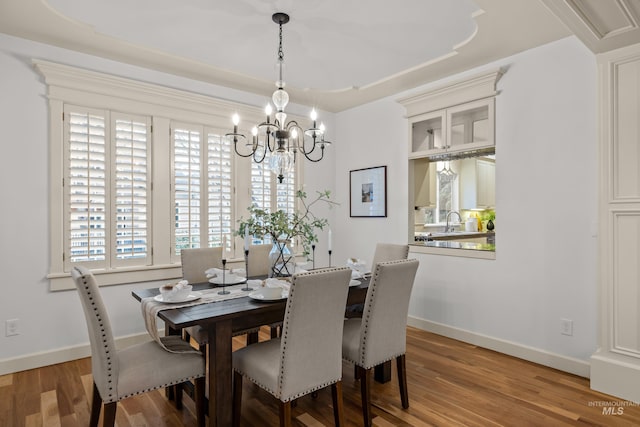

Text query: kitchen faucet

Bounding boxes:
[445,210,462,233]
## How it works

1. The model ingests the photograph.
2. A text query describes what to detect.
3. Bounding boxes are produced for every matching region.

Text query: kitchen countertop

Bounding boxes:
[420,240,495,251]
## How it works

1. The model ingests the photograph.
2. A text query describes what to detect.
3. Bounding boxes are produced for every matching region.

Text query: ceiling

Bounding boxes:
[1,1,638,112]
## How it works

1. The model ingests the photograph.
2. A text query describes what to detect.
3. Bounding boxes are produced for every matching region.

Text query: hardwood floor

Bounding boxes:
[1,326,639,426]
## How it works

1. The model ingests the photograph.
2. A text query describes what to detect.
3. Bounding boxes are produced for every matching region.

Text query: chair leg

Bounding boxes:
[246,331,259,345]
[354,364,360,380]
[174,383,183,409]
[279,400,292,427]
[358,366,373,427]
[396,354,409,409]
[233,371,243,427]
[331,381,345,427]
[195,376,206,427]
[102,402,117,427]
[89,382,102,427]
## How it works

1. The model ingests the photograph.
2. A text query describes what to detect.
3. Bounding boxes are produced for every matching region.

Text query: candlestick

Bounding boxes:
[311,244,316,269]
[241,249,253,291]
[328,228,332,252]
[218,258,230,295]
[328,249,332,267]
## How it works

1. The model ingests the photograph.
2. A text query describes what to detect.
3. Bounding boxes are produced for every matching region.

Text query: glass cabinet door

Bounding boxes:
[447,98,494,152]
[409,110,446,157]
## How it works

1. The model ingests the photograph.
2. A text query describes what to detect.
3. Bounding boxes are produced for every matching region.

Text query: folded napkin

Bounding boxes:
[264,278,290,291]
[347,258,368,278]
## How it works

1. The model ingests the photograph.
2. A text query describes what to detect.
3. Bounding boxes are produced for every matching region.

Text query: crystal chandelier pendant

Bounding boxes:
[226,12,331,182]
[269,148,295,183]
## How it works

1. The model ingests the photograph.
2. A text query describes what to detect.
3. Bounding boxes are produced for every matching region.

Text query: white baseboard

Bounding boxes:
[591,351,640,402]
[0,332,154,376]
[407,316,590,378]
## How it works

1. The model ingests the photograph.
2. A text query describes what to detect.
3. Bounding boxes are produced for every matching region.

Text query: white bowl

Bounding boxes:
[262,286,282,299]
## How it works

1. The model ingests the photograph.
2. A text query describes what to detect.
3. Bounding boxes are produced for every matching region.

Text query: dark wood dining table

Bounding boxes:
[132,276,386,427]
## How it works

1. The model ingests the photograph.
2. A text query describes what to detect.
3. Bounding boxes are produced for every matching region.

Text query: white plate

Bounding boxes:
[209,276,246,285]
[349,279,361,287]
[154,291,202,304]
[248,289,288,302]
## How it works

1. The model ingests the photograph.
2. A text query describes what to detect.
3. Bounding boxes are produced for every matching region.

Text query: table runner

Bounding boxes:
[141,282,261,353]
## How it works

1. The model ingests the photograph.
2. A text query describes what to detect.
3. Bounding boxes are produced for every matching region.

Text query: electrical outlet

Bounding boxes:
[561,318,573,336]
[6,318,19,336]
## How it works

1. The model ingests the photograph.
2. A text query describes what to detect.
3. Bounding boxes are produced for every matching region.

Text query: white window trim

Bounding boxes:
[35,59,304,290]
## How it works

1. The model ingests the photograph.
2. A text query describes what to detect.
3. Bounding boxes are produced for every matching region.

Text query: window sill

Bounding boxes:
[49,264,184,291]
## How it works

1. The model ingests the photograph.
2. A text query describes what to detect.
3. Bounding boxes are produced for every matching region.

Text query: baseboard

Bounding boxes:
[591,351,640,402]
[0,332,154,376]
[407,315,590,378]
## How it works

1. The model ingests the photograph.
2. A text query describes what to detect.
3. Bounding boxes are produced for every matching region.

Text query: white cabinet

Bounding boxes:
[460,158,495,209]
[408,98,495,159]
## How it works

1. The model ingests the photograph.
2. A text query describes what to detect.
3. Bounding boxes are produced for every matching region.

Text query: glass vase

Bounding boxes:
[269,240,294,277]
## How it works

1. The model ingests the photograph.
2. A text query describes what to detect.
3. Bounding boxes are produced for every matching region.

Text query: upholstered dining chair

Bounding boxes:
[182,244,268,350]
[345,242,409,319]
[246,243,272,277]
[232,267,353,427]
[71,266,206,427]
[247,243,284,339]
[370,243,409,272]
[181,246,223,283]
[342,258,419,427]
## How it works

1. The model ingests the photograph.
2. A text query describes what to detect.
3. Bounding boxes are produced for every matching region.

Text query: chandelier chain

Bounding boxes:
[278,22,284,63]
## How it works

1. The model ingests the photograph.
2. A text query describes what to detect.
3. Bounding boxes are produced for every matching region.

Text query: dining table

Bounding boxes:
[132,274,388,427]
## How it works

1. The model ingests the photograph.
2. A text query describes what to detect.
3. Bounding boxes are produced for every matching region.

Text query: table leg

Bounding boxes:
[208,319,233,427]
[165,322,182,400]
[374,361,391,383]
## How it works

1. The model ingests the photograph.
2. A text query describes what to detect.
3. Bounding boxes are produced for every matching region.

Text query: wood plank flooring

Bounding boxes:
[1,327,639,426]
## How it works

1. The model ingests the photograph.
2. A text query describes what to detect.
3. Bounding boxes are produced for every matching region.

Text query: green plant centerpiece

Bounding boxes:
[236,190,337,277]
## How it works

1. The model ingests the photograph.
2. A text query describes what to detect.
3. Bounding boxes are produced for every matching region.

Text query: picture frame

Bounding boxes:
[350,165,387,217]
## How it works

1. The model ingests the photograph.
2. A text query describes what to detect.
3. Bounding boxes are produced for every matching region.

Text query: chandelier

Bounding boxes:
[226,12,331,183]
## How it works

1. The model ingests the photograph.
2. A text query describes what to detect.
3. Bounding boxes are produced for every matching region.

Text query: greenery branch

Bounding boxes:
[236,190,338,259]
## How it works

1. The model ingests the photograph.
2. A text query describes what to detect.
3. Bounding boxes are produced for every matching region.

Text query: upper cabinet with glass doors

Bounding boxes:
[400,69,502,159]
[409,98,494,158]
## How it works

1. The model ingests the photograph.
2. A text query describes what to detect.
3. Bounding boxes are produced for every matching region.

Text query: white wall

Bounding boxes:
[0,33,335,369]
[0,32,597,375]
[334,36,598,370]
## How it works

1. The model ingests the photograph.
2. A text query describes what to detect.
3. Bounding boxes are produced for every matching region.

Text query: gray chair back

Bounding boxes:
[71,266,120,403]
[358,259,419,368]
[181,247,223,283]
[370,243,409,272]
[247,243,272,277]
[278,267,352,401]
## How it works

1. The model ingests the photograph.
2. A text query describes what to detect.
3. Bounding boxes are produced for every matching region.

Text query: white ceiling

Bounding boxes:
[0,0,577,111]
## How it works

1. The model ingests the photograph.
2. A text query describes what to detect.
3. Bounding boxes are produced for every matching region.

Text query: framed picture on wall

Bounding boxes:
[349,165,387,217]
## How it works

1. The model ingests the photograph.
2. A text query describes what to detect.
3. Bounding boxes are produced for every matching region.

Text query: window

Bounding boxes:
[250,152,296,246]
[171,124,233,261]
[37,60,303,289]
[64,106,151,271]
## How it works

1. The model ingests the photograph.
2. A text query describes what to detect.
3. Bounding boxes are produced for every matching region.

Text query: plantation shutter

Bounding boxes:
[66,109,108,268]
[112,113,151,266]
[64,107,151,270]
[250,151,296,245]
[207,131,233,251]
[173,126,202,258]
